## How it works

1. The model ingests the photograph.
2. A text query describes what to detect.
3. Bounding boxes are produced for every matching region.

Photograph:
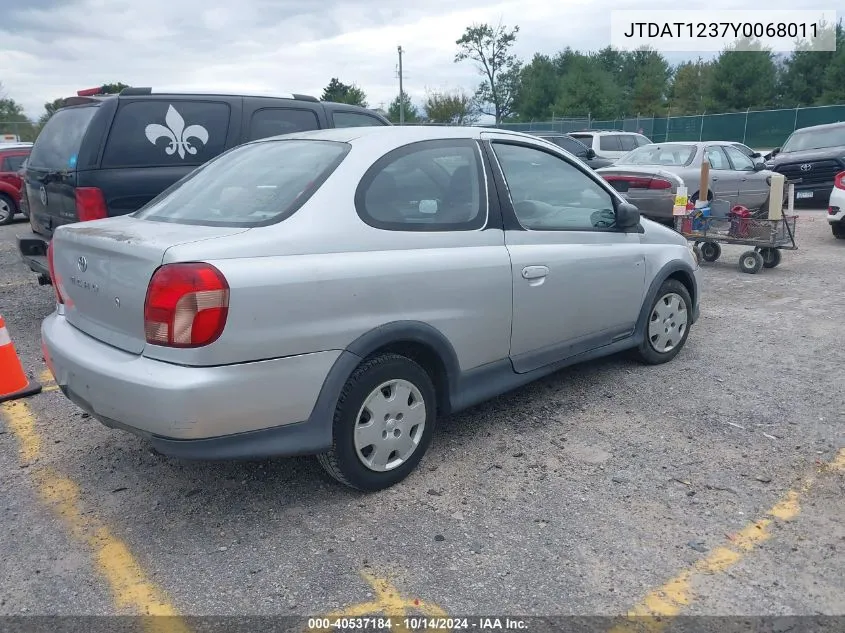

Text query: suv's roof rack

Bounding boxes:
[117,87,321,102]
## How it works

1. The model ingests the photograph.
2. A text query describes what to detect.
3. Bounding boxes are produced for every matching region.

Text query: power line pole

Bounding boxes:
[397,45,405,125]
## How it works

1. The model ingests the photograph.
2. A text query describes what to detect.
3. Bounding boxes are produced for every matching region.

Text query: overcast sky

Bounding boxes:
[0,0,818,119]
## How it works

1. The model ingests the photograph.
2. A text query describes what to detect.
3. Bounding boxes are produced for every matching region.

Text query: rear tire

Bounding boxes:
[631,279,692,365]
[0,194,16,225]
[316,353,436,492]
[833,222,845,240]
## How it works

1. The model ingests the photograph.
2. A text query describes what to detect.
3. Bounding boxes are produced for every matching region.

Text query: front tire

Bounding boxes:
[632,279,692,365]
[0,194,17,225]
[316,353,436,492]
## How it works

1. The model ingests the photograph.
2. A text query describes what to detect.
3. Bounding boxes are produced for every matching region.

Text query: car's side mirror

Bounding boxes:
[753,162,766,172]
[751,151,761,158]
[771,147,780,157]
[616,201,640,229]
[585,148,596,159]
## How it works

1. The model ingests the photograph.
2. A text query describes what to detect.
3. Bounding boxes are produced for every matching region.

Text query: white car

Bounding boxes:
[829,171,845,239]
[569,130,652,162]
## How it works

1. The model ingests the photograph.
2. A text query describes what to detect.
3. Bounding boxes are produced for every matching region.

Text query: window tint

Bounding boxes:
[635,135,651,147]
[570,133,593,146]
[493,142,616,231]
[600,135,623,152]
[133,140,349,227]
[558,136,588,156]
[249,108,320,140]
[356,139,485,231]
[2,155,26,171]
[723,145,755,171]
[732,143,754,157]
[705,146,730,170]
[102,100,230,168]
[332,112,387,128]
[618,135,638,151]
[782,126,845,152]
[28,106,97,170]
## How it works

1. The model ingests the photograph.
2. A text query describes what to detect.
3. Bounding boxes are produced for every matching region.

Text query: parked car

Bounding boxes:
[41,126,701,491]
[525,131,614,169]
[765,122,845,206]
[598,141,773,221]
[0,142,32,225]
[828,171,845,239]
[568,130,652,162]
[17,87,390,284]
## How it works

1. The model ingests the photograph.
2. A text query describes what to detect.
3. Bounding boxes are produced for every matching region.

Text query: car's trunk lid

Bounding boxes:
[52,215,248,354]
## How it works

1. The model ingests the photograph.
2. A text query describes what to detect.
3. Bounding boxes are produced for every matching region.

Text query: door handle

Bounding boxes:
[522,265,549,280]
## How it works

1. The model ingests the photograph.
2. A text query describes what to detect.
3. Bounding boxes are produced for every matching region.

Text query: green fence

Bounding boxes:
[497,104,845,149]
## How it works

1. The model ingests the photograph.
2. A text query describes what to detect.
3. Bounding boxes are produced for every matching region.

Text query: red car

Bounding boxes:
[0,142,32,225]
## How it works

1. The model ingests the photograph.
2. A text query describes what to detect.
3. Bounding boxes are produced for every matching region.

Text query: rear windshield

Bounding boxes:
[28,106,98,170]
[133,139,350,227]
[618,144,697,166]
[781,126,845,153]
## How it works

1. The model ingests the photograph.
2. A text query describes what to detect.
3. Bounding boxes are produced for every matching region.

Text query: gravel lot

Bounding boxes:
[1,211,843,621]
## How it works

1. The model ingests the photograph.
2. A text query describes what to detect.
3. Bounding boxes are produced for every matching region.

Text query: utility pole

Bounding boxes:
[397,45,405,125]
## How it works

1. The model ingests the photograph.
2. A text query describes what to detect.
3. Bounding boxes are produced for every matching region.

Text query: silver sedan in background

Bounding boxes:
[597,141,775,221]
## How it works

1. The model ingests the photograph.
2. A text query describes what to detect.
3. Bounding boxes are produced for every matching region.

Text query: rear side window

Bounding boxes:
[28,106,98,170]
[249,108,320,140]
[332,112,387,128]
[600,135,623,151]
[133,140,349,227]
[355,139,485,231]
[101,100,230,168]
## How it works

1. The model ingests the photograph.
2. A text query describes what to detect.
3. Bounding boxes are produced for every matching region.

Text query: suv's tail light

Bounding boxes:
[75,187,108,221]
[834,171,845,190]
[46,242,64,304]
[144,263,230,348]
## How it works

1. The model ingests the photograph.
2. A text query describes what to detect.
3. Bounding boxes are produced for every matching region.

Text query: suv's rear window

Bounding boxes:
[134,140,349,227]
[28,106,98,170]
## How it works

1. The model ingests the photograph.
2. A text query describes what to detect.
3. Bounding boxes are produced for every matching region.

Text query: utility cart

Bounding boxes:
[674,204,798,274]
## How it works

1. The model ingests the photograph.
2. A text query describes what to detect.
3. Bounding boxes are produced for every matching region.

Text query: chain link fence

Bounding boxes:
[497,104,845,150]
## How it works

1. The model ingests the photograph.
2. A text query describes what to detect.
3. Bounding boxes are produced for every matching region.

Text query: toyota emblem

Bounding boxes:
[800,163,812,172]
[39,186,47,205]
[77,256,87,272]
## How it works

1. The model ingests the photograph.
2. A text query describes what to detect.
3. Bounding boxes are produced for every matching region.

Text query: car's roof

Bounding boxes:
[250,125,542,145]
[789,121,845,133]
[572,130,645,135]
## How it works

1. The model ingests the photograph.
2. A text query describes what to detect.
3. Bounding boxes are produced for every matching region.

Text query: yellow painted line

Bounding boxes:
[38,368,59,392]
[313,571,447,633]
[609,449,844,633]
[1,399,190,630]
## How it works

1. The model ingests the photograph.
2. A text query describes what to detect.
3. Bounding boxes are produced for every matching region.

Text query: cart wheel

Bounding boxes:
[759,247,782,268]
[700,241,721,262]
[739,250,764,274]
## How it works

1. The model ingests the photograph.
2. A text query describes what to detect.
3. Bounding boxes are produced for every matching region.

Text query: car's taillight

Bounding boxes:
[46,242,64,304]
[834,171,845,190]
[143,263,230,348]
[75,187,108,221]
[830,206,840,215]
[603,176,673,190]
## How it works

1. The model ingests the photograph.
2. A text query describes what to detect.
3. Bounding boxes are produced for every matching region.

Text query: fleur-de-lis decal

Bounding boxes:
[144,105,209,159]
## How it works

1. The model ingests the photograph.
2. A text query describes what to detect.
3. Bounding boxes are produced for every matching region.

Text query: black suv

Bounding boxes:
[526,131,614,170]
[18,87,390,283]
[766,122,845,207]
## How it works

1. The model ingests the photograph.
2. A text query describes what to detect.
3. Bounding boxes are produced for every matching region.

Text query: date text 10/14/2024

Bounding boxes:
[307,617,529,631]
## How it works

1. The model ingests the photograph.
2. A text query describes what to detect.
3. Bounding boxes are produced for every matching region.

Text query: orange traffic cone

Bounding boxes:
[0,314,41,403]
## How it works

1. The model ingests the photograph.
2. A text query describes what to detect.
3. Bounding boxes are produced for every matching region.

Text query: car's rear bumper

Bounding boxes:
[42,312,340,459]
[788,182,832,206]
[622,192,675,220]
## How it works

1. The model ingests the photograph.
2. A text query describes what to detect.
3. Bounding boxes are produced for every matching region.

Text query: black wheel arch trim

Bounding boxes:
[635,262,699,341]
[307,321,463,432]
